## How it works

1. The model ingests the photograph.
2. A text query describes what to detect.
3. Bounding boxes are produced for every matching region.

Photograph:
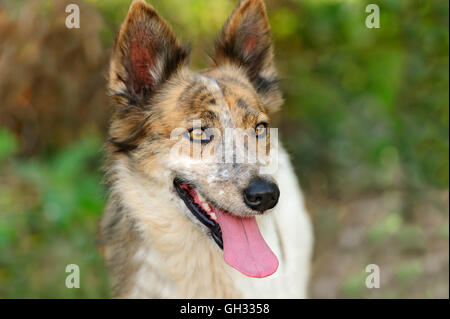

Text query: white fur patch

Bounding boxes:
[227,145,314,298]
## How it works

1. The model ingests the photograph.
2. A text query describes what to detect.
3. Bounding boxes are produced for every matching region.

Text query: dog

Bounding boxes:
[98,0,313,298]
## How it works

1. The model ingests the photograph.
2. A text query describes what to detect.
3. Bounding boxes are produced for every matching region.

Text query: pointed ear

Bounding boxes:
[109,0,190,105]
[213,0,282,111]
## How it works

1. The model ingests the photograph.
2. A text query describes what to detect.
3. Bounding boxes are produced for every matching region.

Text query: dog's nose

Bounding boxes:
[243,179,280,212]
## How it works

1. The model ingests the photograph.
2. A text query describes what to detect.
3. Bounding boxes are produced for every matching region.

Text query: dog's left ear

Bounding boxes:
[213,0,282,112]
[109,0,190,106]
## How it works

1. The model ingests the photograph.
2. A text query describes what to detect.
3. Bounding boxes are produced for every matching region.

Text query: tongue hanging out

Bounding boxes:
[213,208,279,278]
[180,182,279,278]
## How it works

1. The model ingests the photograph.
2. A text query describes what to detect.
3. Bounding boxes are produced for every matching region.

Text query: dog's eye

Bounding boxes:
[188,128,212,143]
[255,123,268,138]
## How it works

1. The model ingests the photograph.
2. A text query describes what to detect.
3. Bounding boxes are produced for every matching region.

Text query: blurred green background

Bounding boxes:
[0,0,448,298]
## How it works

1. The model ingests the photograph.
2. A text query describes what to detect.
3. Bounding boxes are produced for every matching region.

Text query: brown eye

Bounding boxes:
[188,128,212,143]
[255,123,268,138]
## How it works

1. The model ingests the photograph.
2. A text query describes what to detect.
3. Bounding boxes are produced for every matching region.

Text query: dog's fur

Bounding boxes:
[98,0,313,298]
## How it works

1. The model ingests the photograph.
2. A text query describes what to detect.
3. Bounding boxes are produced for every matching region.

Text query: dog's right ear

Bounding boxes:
[109,0,189,106]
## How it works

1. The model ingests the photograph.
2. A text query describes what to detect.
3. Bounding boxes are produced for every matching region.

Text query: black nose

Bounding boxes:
[243,179,280,212]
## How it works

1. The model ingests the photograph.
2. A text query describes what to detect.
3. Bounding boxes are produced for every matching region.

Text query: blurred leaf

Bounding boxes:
[342,270,367,298]
[368,212,403,244]
[395,260,424,284]
[0,127,18,161]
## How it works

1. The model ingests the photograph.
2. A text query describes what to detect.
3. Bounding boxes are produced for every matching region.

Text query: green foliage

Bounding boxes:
[342,270,368,298]
[0,135,109,298]
[275,0,449,193]
[0,128,18,162]
[0,0,448,298]
[368,212,403,245]
[395,260,424,284]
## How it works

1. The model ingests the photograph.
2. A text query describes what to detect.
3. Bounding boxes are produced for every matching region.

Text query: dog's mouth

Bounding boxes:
[174,178,279,278]
[174,178,224,249]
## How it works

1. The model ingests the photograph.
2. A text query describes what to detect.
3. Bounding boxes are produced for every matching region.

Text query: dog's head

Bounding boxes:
[107,0,283,278]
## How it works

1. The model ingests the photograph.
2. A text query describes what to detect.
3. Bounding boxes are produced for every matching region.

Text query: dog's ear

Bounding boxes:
[213,0,282,111]
[109,0,189,106]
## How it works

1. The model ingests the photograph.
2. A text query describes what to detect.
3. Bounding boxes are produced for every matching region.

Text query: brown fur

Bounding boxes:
[99,0,292,298]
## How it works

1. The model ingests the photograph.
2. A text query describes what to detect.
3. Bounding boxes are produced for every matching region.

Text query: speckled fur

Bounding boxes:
[98,0,313,298]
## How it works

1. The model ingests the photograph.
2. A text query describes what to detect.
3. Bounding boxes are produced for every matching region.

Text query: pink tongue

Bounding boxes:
[214,209,279,278]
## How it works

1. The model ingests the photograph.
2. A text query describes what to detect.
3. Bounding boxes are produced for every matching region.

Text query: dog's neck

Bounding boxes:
[100,157,242,298]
